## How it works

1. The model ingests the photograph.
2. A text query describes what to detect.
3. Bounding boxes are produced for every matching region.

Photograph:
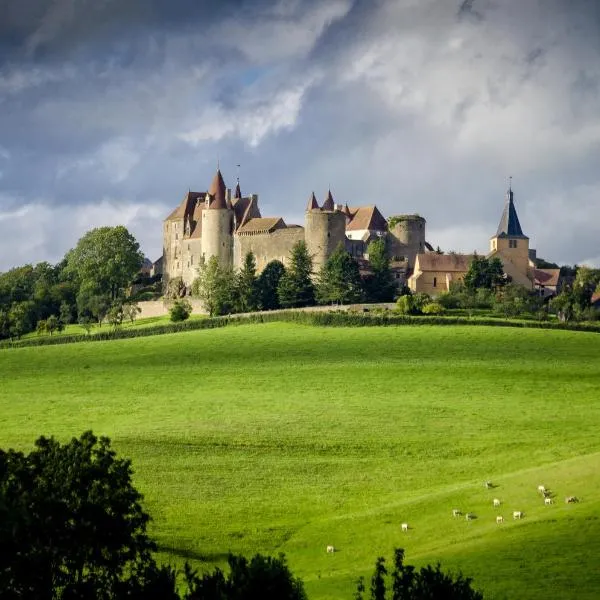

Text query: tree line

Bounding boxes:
[187,238,396,318]
[0,432,483,599]
[0,226,145,340]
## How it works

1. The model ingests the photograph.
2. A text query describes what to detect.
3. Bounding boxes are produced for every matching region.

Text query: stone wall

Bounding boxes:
[235,226,305,272]
[137,298,207,319]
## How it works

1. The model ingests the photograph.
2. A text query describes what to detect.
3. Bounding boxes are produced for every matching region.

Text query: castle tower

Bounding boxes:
[305,190,346,274]
[388,215,426,267]
[490,182,531,286]
[201,168,233,268]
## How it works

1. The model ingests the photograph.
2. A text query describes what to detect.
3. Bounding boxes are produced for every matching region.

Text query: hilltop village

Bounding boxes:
[157,168,561,298]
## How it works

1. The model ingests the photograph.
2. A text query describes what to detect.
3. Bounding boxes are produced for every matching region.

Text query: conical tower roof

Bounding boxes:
[234,180,242,199]
[322,189,335,211]
[208,169,228,210]
[495,185,527,238]
[306,191,319,210]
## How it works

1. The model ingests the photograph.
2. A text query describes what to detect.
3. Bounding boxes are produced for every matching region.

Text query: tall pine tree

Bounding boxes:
[277,241,315,308]
[235,252,259,313]
[257,260,286,310]
[364,238,395,302]
[316,243,364,305]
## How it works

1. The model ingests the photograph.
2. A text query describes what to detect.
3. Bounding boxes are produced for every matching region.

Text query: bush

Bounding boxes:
[169,299,192,322]
[422,302,445,315]
[395,295,415,315]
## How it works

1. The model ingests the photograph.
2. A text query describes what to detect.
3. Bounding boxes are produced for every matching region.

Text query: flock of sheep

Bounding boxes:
[326,481,580,553]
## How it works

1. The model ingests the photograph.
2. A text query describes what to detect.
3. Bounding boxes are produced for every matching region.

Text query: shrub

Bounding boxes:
[169,299,192,322]
[395,295,415,315]
[422,302,445,315]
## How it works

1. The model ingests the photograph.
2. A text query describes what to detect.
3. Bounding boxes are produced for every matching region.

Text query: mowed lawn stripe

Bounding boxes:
[1,323,599,599]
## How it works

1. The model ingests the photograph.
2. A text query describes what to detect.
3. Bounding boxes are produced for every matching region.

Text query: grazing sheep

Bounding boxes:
[543,490,551,498]
[513,511,524,520]
[452,509,461,518]
[326,545,335,553]
[537,485,546,494]
[465,513,475,521]
[496,515,504,524]
[493,498,501,507]
[485,481,493,489]
[544,497,553,506]
[401,523,409,532]
[565,496,579,504]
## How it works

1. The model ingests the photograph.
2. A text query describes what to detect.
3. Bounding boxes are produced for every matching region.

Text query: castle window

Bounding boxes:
[433,277,437,288]
[509,239,518,249]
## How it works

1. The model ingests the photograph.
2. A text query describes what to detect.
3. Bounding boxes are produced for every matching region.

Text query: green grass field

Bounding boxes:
[1,323,599,599]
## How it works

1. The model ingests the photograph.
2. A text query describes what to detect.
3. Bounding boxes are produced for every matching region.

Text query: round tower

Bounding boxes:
[390,215,426,267]
[201,169,233,268]
[305,192,347,274]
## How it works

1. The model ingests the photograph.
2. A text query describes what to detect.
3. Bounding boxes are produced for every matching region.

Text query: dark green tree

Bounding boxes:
[59,301,73,326]
[169,299,192,322]
[257,260,286,310]
[359,549,484,600]
[184,553,307,600]
[235,252,259,313]
[0,431,173,600]
[317,243,364,305]
[45,314,61,335]
[364,238,395,302]
[277,241,315,308]
[463,256,506,291]
[65,226,143,301]
[192,256,235,316]
[8,300,37,338]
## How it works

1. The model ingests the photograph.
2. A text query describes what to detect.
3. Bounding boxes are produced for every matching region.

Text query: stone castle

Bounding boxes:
[162,168,430,292]
[161,169,560,299]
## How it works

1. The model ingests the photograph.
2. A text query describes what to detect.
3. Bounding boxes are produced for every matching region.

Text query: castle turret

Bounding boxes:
[388,214,426,267]
[305,189,346,273]
[322,189,335,211]
[490,183,531,285]
[201,169,233,268]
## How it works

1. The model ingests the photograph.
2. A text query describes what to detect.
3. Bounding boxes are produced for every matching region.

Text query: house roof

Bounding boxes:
[237,217,285,234]
[165,191,204,221]
[533,268,560,287]
[322,189,335,211]
[495,187,528,238]
[347,205,388,232]
[207,169,228,209]
[590,291,600,305]
[415,253,475,272]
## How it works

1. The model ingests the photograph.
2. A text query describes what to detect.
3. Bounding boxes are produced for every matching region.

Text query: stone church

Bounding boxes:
[161,168,430,292]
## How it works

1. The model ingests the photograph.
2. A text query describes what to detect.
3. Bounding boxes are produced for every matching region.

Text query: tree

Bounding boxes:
[77,284,111,327]
[36,319,48,335]
[78,315,94,335]
[169,299,192,322]
[65,226,143,302]
[257,260,286,311]
[8,300,37,338]
[235,252,259,313]
[184,553,307,600]
[278,241,315,308]
[364,238,395,302]
[358,549,484,600]
[463,256,506,291]
[192,256,235,316]
[45,314,62,335]
[123,303,142,325]
[59,301,73,326]
[317,243,364,305]
[106,303,125,328]
[0,431,169,599]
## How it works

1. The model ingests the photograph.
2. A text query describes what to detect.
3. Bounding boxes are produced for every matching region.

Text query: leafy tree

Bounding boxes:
[36,319,48,335]
[396,294,416,315]
[317,243,364,305]
[235,252,259,313]
[59,301,73,326]
[45,314,62,335]
[278,241,315,308]
[493,284,543,318]
[463,256,506,291]
[107,303,125,328]
[192,256,235,316]
[8,300,37,338]
[77,285,111,327]
[0,431,170,600]
[78,315,94,335]
[123,303,142,324]
[364,238,395,302]
[169,299,192,322]
[65,226,143,301]
[184,553,307,600]
[359,549,484,600]
[0,309,9,339]
[257,260,286,311]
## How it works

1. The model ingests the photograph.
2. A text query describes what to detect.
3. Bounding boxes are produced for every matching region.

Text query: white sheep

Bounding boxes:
[465,513,475,521]
[496,515,504,524]
[401,523,409,532]
[565,496,579,504]
[326,545,335,553]
[537,485,546,494]
[493,498,501,507]
[513,511,524,520]
[484,481,493,489]
[452,509,461,518]
[544,497,553,505]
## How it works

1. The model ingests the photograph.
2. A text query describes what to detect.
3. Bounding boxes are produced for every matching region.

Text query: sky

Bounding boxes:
[1,0,599,271]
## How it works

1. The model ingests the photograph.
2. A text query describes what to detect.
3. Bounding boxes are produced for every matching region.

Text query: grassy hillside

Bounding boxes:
[1,323,599,599]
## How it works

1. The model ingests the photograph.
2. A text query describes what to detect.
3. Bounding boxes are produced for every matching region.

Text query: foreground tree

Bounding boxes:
[0,431,171,599]
[278,241,315,308]
[257,260,286,310]
[192,256,235,316]
[235,252,260,313]
[317,243,363,305]
[185,553,307,600]
[65,226,144,302]
[463,256,506,291]
[355,549,483,600]
[364,238,395,302]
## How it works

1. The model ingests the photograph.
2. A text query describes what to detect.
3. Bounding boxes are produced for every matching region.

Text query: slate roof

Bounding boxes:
[347,205,388,232]
[322,189,335,211]
[306,192,319,210]
[415,253,475,272]
[207,169,228,209]
[237,217,285,234]
[165,191,204,221]
[495,188,528,238]
[533,268,560,287]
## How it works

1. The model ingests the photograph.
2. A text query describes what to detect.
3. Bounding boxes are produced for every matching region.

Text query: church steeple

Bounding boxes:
[495,179,527,238]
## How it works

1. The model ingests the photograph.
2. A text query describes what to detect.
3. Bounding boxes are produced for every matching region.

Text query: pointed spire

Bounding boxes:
[322,189,335,211]
[306,191,319,211]
[495,180,526,237]
[208,168,228,210]
[342,203,351,218]
[234,180,242,199]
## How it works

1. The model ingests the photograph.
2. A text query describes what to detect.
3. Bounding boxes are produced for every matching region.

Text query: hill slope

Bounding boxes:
[1,323,599,599]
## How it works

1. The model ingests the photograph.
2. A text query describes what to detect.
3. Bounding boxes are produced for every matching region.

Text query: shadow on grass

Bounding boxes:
[157,544,230,563]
